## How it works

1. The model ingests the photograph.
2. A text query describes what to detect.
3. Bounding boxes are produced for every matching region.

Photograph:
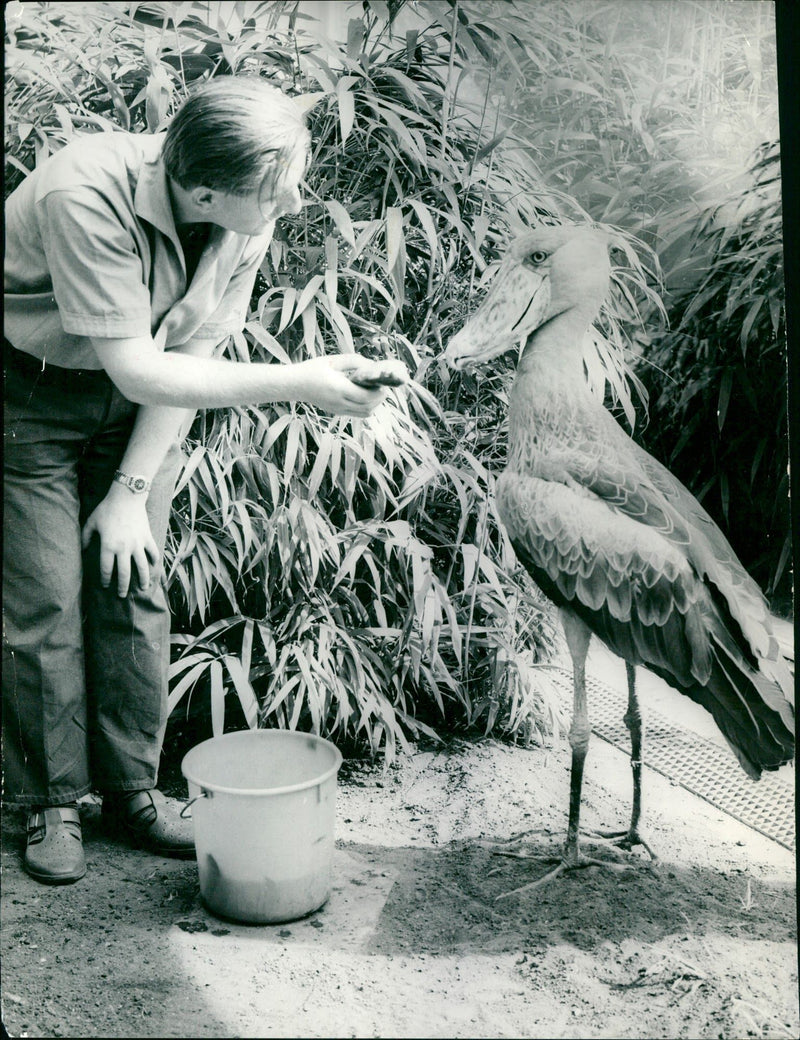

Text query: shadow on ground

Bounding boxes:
[344,839,796,956]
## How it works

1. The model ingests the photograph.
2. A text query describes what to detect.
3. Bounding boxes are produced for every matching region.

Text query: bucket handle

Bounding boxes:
[180,791,211,818]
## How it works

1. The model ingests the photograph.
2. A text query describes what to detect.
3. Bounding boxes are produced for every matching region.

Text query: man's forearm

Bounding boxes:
[115,402,194,484]
[103,346,320,409]
[113,338,219,484]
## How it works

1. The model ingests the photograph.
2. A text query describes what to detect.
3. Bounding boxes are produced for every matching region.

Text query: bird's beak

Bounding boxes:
[444,261,551,371]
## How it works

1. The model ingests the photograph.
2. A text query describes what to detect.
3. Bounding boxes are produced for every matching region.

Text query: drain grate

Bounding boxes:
[547,667,796,851]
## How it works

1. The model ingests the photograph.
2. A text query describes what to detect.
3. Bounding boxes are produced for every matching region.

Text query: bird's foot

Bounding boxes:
[494,847,634,900]
[485,828,554,860]
[587,827,658,862]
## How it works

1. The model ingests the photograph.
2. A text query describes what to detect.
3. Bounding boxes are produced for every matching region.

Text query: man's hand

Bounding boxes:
[81,486,160,598]
[292,355,408,415]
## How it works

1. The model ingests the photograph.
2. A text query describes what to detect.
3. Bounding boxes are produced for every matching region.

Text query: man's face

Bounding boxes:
[204,148,307,234]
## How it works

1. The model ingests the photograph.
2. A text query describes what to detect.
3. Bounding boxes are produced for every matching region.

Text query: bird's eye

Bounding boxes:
[529,250,548,265]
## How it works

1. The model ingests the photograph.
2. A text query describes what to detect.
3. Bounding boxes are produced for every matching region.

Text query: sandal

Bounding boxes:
[24,805,86,884]
[102,789,195,858]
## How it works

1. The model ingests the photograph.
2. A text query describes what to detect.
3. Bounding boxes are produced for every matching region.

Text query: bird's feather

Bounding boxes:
[499,472,794,777]
[510,379,790,690]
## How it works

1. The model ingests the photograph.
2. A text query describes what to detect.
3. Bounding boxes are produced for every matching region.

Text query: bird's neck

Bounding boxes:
[507,309,596,472]
[520,306,592,373]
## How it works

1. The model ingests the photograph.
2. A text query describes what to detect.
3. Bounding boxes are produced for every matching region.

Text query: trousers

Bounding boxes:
[2,344,180,805]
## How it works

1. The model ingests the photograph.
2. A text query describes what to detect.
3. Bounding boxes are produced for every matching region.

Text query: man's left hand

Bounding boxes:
[81,488,160,597]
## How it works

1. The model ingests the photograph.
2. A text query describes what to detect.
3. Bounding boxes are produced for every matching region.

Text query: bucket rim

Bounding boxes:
[180,729,343,797]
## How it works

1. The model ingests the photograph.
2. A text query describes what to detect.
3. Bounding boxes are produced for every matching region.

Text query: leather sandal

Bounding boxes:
[102,789,195,858]
[24,805,87,884]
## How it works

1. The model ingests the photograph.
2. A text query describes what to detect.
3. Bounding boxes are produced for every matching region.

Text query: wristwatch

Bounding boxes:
[113,470,152,494]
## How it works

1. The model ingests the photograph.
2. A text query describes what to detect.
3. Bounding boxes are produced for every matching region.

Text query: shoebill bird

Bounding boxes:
[444,225,794,890]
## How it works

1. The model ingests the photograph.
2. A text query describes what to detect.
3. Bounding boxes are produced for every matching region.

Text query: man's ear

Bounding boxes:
[191,186,216,211]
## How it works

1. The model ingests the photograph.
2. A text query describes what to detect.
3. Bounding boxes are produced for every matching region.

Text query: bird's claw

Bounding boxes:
[494,850,635,900]
[483,827,554,856]
[587,827,658,861]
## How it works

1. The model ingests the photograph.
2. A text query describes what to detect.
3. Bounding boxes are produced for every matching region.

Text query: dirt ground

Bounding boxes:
[1,656,797,1040]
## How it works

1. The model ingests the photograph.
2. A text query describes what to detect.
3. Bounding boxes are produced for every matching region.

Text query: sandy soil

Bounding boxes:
[1,656,797,1039]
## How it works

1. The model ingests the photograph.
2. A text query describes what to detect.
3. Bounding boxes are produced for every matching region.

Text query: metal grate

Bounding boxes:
[547,667,796,851]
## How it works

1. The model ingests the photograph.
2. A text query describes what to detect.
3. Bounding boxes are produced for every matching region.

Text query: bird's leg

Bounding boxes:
[624,663,649,848]
[497,614,631,898]
[591,663,657,861]
[562,625,592,868]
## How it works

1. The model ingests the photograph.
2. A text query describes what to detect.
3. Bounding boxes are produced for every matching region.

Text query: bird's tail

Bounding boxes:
[770,614,795,667]
[697,629,794,780]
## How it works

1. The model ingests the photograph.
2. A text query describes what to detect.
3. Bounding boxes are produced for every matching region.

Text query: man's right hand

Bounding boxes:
[290,355,408,416]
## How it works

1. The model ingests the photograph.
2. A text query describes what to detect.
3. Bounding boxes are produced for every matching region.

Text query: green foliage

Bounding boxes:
[636,142,790,607]
[5,1,178,194]
[5,0,594,757]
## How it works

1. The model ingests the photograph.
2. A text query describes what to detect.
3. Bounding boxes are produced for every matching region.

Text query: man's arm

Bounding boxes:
[81,337,222,597]
[90,333,387,414]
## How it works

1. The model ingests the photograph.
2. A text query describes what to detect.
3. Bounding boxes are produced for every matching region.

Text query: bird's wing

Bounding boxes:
[553,405,782,670]
[497,473,794,774]
[497,472,709,682]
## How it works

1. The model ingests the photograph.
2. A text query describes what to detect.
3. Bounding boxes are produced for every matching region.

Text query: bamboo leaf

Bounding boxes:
[717,368,733,432]
[325,235,339,304]
[739,298,763,354]
[346,18,364,61]
[337,77,356,145]
[293,272,324,316]
[462,543,479,591]
[174,445,207,497]
[474,130,508,162]
[324,199,356,248]
[224,655,259,729]
[283,418,303,486]
[246,320,294,364]
[301,301,319,354]
[241,618,254,675]
[385,206,404,273]
[407,198,439,260]
[266,673,302,717]
[331,540,369,589]
[277,287,298,333]
[307,430,334,499]
[209,660,225,736]
[405,29,418,64]
[167,658,212,714]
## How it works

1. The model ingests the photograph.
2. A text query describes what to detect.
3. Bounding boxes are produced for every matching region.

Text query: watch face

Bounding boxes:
[132,477,147,492]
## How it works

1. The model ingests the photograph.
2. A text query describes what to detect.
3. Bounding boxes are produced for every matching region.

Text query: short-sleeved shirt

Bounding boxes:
[4,130,274,370]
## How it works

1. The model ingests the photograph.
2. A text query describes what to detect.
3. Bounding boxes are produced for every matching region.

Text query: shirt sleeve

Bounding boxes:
[35,188,153,338]
[193,227,274,341]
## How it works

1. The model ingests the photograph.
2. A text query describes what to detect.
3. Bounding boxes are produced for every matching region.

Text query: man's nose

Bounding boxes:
[280,185,302,216]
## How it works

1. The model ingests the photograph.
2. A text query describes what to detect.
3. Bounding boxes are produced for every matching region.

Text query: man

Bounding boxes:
[3,76,400,884]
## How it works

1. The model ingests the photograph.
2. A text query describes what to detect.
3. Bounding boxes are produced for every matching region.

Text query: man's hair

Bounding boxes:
[162,76,311,199]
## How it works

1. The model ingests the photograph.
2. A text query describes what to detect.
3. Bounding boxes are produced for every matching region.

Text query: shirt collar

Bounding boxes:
[134,134,181,242]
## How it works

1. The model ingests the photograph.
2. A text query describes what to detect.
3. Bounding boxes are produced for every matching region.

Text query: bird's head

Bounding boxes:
[444,225,611,371]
